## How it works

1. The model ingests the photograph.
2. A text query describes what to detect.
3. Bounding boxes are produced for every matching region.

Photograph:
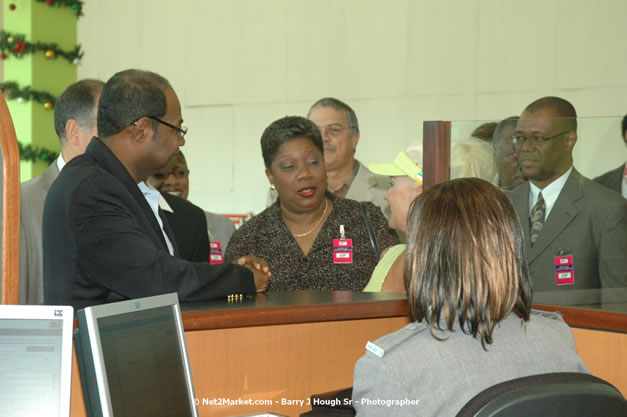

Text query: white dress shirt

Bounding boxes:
[529,167,573,220]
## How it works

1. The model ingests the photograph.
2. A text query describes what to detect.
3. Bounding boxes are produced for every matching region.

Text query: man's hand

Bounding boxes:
[235,256,271,292]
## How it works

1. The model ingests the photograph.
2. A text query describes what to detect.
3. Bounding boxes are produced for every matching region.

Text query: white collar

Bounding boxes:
[56,154,67,171]
[529,167,573,219]
[137,181,174,255]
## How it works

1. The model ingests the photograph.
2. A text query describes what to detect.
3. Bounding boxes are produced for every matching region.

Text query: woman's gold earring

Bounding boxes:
[271,184,276,190]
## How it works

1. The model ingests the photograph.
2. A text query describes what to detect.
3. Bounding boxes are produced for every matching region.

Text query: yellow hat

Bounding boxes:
[368,151,423,183]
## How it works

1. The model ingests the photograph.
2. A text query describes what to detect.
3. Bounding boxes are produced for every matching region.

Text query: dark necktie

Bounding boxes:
[530,192,545,246]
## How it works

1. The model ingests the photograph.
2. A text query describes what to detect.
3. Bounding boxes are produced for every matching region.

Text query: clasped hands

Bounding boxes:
[234,256,271,293]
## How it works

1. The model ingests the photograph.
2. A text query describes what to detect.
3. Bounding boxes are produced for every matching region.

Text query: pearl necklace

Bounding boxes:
[292,198,328,238]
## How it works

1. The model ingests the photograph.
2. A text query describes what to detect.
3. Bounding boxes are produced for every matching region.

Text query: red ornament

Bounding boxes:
[0,53,7,60]
[46,0,53,4]
[9,3,16,10]
[12,40,26,55]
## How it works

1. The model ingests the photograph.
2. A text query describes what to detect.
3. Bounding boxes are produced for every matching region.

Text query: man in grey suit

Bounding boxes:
[266,97,390,216]
[593,114,626,198]
[20,79,104,304]
[508,96,627,305]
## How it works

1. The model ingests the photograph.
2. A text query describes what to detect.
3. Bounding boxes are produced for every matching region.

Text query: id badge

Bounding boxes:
[209,241,224,265]
[333,239,353,264]
[554,255,574,285]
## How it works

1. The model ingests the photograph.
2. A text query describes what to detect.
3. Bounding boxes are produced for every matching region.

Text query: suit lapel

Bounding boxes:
[39,160,61,191]
[528,170,582,262]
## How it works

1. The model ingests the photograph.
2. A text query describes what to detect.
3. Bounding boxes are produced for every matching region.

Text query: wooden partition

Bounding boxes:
[68,292,626,417]
[0,95,20,305]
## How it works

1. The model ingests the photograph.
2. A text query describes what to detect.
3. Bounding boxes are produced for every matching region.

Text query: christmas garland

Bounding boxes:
[34,0,84,17]
[18,142,59,165]
[0,30,83,64]
[1,81,56,108]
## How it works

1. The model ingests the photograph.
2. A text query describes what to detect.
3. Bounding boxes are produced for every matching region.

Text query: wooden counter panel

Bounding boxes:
[533,304,627,332]
[186,316,409,417]
[572,328,627,396]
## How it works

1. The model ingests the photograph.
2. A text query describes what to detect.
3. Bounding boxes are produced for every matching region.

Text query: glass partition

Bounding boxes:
[424,116,626,311]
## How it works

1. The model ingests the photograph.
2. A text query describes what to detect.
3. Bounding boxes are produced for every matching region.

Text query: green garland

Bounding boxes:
[35,0,84,17]
[1,81,56,107]
[0,30,83,64]
[18,142,59,165]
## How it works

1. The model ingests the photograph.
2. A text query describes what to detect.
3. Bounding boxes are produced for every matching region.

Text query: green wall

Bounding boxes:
[3,0,77,181]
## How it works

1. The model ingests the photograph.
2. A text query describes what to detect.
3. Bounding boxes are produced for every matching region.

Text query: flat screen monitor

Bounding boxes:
[0,304,74,417]
[75,293,197,417]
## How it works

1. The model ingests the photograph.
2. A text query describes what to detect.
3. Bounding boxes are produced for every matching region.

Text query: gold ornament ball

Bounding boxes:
[7,36,15,43]
[45,50,55,59]
[43,101,53,110]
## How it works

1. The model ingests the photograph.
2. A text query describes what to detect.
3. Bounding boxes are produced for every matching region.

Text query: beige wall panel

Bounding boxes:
[183,0,237,106]
[476,0,556,93]
[558,87,627,118]
[138,0,189,104]
[475,92,548,120]
[229,103,289,214]
[230,0,288,104]
[345,0,408,99]
[555,0,627,89]
[81,0,143,80]
[352,98,410,165]
[184,106,235,210]
[572,116,624,179]
[407,0,478,97]
[285,1,348,102]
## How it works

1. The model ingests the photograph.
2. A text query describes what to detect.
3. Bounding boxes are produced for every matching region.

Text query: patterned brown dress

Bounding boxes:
[225,193,399,291]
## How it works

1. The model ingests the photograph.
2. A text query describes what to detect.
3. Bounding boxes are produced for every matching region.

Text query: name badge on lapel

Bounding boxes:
[209,241,224,264]
[333,225,353,264]
[554,254,574,285]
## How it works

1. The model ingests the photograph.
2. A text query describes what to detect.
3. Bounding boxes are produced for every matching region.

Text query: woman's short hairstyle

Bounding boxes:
[404,178,532,348]
[260,116,323,169]
[450,137,497,181]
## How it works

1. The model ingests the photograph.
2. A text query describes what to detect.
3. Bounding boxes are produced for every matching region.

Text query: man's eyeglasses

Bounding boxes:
[318,123,355,138]
[511,130,570,147]
[132,116,188,139]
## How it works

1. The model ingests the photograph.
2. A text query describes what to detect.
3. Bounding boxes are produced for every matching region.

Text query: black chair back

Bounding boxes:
[456,372,626,417]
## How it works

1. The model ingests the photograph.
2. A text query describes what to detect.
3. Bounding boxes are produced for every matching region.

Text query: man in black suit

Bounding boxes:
[594,114,626,198]
[160,191,210,262]
[43,69,269,307]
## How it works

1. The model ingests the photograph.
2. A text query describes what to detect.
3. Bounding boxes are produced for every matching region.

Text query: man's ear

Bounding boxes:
[565,131,577,151]
[132,117,153,143]
[351,132,360,152]
[64,119,82,147]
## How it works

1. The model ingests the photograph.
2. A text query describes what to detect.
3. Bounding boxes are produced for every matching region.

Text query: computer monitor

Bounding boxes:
[0,304,74,417]
[75,293,198,417]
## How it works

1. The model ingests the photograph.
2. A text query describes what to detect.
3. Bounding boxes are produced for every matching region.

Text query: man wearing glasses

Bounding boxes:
[508,96,626,305]
[43,69,270,307]
[266,97,390,217]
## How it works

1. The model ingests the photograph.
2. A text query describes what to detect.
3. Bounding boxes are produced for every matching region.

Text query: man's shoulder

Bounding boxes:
[593,163,623,185]
[573,169,626,207]
[162,192,205,218]
[205,211,236,232]
[21,162,59,196]
[357,161,390,187]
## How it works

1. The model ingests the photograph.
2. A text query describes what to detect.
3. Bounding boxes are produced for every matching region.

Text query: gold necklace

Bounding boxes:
[292,198,328,238]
